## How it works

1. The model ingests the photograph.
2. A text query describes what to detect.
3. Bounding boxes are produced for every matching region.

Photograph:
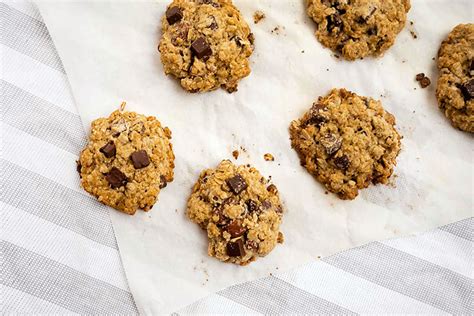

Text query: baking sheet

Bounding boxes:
[37,0,473,313]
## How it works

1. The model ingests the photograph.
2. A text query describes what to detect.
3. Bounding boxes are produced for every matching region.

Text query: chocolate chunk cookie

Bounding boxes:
[159,0,254,93]
[289,89,401,199]
[436,24,474,133]
[306,0,410,60]
[187,160,284,265]
[78,106,175,215]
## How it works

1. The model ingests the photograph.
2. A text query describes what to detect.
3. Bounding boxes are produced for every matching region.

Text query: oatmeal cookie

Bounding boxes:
[290,89,401,199]
[306,0,410,60]
[78,106,175,214]
[187,160,284,265]
[436,23,474,133]
[159,0,254,93]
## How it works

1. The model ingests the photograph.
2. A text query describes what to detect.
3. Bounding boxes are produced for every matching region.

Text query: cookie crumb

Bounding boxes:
[415,73,431,88]
[410,30,418,39]
[253,10,265,24]
[264,153,275,161]
[301,50,305,53]
[232,150,239,160]
[324,191,328,195]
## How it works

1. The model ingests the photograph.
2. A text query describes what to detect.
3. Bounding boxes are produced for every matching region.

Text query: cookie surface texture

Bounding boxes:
[436,23,474,133]
[306,0,410,60]
[78,110,175,215]
[159,0,254,93]
[290,88,401,199]
[187,160,284,265]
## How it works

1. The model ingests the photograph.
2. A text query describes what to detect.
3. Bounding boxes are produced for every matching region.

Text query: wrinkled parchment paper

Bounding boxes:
[37,0,473,313]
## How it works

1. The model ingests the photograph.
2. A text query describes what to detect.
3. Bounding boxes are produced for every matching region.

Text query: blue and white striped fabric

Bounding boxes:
[1,1,472,314]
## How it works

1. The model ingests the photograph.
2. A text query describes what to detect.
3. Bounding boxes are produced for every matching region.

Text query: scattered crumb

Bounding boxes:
[410,21,414,25]
[410,30,418,39]
[264,153,275,161]
[402,60,406,63]
[253,10,265,24]
[271,26,283,35]
[432,57,435,61]
[269,273,273,276]
[415,73,431,88]
[326,68,329,71]
[175,209,178,213]
[240,146,247,153]
[324,191,329,195]
[276,267,279,270]
[317,256,321,259]
[232,150,239,160]
[301,50,305,53]
[333,54,340,59]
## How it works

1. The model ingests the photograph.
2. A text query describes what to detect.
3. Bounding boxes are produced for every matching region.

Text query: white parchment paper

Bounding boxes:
[37,0,473,313]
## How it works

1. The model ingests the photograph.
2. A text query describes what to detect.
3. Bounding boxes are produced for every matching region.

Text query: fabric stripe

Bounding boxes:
[1,160,117,249]
[1,241,137,314]
[2,44,77,114]
[178,294,262,315]
[324,242,473,314]
[0,3,65,72]
[2,285,76,315]
[382,230,473,277]
[440,217,473,242]
[2,123,82,194]
[218,275,356,315]
[275,261,447,314]
[1,80,86,154]
[2,202,129,290]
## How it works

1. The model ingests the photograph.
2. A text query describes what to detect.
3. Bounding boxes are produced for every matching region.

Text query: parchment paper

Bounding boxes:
[37,0,473,313]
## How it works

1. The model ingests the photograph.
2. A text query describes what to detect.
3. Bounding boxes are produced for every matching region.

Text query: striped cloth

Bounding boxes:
[1,1,472,314]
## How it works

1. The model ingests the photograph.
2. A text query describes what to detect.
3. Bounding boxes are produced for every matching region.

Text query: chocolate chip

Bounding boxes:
[246,199,258,212]
[226,174,248,194]
[100,141,116,158]
[470,60,474,74]
[225,220,246,238]
[130,150,150,169]
[106,167,128,189]
[267,184,278,195]
[415,73,425,81]
[307,103,327,126]
[419,76,431,88]
[159,175,168,189]
[367,27,377,36]
[334,155,350,170]
[191,37,212,60]
[226,239,245,257]
[320,134,342,155]
[208,16,218,30]
[460,79,474,100]
[166,6,183,25]
[76,161,81,173]
[248,33,255,45]
[261,200,272,210]
[326,14,342,32]
[232,36,243,47]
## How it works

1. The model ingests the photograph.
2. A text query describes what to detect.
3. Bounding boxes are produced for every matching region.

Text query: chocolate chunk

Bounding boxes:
[166,6,183,25]
[226,239,245,257]
[470,60,474,74]
[106,167,128,189]
[419,76,431,88]
[267,184,278,195]
[225,220,246,238]
[159,175,168,189]
[246,199,258,212]
[320,133,342,155]
[367,27,377,36]
[232,36,243,47]
[460,79,474,100]
[191,37,212,60]
[76,161,81,174]
[100,141,116,158]
[226,174,248,194]
[334,155,350,170]
[326,14,342,32]
[415,73,425,81]
[307,103,327,126]
[130,150,150,169]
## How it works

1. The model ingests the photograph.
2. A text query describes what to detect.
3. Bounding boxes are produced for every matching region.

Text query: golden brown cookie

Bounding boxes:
[290,89,401,199]
[436,23,474,133]
[158,0,254,93]
[306,0,410,60]
[187,160,284,265]
[78,106,175,215]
